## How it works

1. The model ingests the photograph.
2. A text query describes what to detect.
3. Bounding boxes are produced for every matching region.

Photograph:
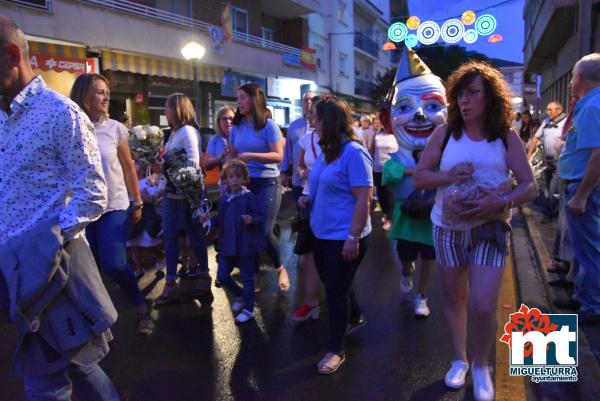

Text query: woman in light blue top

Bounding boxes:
[299,96,373,375]
[229,83,290,292]
[205,105,235,170]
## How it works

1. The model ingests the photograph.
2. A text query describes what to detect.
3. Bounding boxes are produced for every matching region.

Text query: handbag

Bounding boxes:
[402,189,436,219]
[293,216,314,255]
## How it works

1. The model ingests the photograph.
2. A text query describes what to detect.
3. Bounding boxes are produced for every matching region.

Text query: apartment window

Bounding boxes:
[261,27,276,42]
[232,6,249,34]
[6,0,50,10]
[339,53,347,75]
[155,0,192,17]
[315,45,324,70]
[337,1,346,23]
[503,72,514,82]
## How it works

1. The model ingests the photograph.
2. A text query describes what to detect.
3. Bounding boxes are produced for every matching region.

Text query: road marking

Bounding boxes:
[495,248,527,401]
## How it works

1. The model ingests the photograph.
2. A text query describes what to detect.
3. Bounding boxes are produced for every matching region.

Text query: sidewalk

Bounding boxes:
[513,206,600,401]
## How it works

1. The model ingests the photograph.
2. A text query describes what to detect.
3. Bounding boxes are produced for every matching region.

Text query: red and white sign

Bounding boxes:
[30,54,86,74]
[135,93,144,104]
[86,58,99,74]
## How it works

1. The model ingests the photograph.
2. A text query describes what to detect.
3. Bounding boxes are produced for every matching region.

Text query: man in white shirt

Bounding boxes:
[281,90,314,199]
[0,16,119,401]
[528,100,567,220]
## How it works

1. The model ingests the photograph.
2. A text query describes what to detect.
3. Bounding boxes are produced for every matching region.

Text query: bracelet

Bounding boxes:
[132,201,144,210]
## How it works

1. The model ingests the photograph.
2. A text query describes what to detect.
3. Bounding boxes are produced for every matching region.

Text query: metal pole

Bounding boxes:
[193,60,200,125]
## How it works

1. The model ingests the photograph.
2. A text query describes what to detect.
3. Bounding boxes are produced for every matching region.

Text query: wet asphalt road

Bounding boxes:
[1,193,509,401]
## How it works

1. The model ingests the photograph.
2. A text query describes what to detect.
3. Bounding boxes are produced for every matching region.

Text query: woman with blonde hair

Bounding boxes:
[156,92,209,304]
[413,62,535,400]
[205,105,235,170]
[70,73,150,334]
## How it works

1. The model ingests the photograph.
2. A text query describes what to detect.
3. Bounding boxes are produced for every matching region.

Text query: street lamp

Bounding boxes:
[181,40,206,125]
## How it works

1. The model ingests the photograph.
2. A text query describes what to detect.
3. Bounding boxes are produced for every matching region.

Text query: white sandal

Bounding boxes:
[317,352,346,375]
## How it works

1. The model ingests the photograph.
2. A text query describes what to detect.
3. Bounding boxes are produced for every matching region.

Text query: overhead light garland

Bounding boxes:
[388,11,499,48]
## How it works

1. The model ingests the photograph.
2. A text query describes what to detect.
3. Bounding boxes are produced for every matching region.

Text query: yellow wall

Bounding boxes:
[36,70,78,97]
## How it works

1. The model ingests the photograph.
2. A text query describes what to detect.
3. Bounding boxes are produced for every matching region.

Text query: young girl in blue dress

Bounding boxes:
[201,159,265,323]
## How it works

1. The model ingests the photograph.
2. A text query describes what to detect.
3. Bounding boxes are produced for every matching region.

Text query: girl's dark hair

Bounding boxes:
[446,61,513,142]
[232,83,269,130]
[220,159,250,184]
[315,95,362,164]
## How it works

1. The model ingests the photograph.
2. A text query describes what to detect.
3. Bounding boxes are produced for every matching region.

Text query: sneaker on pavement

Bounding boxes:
[472,365,494,401]
[400,274,413,294]
[231,298,244,313]
[235,309,255,324]
[445,360,469,389]
[413,294,430,317]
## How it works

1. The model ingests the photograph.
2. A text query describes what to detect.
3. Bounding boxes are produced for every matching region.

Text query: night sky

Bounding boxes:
[404,0,525,63]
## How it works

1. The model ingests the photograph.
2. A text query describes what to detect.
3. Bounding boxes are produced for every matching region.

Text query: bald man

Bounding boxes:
[0,16,120,401]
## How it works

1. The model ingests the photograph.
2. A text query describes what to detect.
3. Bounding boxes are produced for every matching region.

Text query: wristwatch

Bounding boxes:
[347,234,360,242]
[132,201,144,210]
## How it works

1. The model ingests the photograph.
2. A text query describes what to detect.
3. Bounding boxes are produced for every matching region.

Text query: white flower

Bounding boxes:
[134,129,147,140]
[175,175,182,181]
[149,126,160,135]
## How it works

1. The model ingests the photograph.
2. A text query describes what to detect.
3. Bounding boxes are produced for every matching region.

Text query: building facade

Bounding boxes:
[1,0,320,128]
[524,0,600,114]
[307,0,392,112]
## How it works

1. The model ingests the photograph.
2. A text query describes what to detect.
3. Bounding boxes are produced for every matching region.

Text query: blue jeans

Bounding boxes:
[564,183,600,316]
[217,254,258,311]
[23,362,120,401]
[313,236,370,353]
[248,177,282,268]
[86,209,144,306]
[162,197,209,281]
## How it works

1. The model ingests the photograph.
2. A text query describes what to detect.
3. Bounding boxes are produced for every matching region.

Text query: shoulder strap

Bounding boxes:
[441,126,453,155]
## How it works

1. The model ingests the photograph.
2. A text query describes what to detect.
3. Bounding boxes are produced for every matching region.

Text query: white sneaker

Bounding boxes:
[472,365,494,401]
[231,298,244,313]
[235,309,255,324]
[413,294,430,317]
[400,274,413,294]
[444,360,469,389]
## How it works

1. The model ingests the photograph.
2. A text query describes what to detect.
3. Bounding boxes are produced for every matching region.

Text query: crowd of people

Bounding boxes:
[1,14,600,401]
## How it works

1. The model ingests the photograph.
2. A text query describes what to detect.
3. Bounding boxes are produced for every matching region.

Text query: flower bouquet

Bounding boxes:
[163,149,210,227]
[442,169,512,228]
[129,125,164,166]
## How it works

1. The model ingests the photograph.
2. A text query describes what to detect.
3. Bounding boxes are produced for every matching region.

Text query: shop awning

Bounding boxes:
[29,41,87,59]
[102,50,224,84]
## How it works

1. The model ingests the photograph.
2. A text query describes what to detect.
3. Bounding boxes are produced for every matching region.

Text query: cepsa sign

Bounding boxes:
[30,54,86,74]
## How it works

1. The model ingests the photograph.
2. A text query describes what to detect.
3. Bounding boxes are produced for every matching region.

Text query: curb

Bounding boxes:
[519,206,600,401]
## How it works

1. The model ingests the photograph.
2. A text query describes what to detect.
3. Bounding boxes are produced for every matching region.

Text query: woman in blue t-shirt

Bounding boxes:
[229,83,290,292]
[299,96,374,374]
[205,105,235,171]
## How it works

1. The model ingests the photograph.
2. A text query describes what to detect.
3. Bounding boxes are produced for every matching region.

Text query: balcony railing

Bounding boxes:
[355,78,374,98]
[79,0,301,56]
[354,31,379,58]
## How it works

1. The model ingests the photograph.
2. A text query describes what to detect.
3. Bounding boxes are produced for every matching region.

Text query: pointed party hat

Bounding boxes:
[393,46,432,85]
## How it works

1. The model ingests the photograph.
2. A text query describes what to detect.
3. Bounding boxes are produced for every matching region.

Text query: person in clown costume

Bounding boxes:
[382,48,447,318]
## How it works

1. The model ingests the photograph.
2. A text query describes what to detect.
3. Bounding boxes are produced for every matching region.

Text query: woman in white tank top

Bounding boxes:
[413,62,536,401]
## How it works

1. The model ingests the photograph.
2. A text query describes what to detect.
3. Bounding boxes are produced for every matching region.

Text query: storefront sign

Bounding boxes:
[30,54,86,74]
[221,71,266,98]
[86,58,99,74]
[282,54,301,67]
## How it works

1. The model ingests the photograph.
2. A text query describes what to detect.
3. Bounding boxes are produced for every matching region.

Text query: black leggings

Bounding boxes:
[313,236,370,353]
[373,172,394,218]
